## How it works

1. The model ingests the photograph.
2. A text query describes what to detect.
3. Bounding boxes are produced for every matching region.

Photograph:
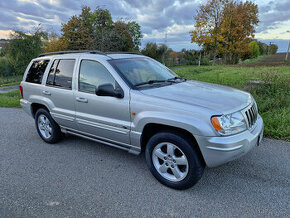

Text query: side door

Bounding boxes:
[74,59,131,146]
[43,58,77,129]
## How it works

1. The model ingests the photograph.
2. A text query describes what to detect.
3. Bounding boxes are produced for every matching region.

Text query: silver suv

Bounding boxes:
[20,50,264,189]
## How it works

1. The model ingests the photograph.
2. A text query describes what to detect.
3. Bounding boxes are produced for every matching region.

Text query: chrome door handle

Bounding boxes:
[76,97,88,103]
[42,90,51,96]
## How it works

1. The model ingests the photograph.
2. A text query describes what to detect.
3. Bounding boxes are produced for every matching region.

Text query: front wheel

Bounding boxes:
[145,131,204,190]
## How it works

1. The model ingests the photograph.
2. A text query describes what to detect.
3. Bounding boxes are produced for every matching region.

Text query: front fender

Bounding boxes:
[132,111,216,137]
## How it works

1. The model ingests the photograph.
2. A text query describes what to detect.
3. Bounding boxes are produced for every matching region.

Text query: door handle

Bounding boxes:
[76,97,88,103]
[42,90,51,96]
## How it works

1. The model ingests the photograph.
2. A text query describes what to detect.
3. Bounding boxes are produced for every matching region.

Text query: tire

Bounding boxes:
[145,131,204,190]
[35,108,63,144]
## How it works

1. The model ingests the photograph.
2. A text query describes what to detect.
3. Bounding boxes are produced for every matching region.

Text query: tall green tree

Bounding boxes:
[7,30,47,75]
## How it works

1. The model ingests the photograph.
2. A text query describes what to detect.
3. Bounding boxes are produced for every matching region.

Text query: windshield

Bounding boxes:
[109,58,178,88]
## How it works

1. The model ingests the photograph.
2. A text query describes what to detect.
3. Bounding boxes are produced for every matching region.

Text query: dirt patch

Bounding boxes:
[243,53,290,67]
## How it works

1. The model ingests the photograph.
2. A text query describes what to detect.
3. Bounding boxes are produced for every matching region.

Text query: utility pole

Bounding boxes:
[285,31,290,61]
[286,41,290,61]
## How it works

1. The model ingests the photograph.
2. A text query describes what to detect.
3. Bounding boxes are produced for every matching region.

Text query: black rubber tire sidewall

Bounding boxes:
[35,108,62,144]
[145,131,204,190]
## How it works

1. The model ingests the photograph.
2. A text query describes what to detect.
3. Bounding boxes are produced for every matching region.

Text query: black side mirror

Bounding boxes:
[95,83,124,98]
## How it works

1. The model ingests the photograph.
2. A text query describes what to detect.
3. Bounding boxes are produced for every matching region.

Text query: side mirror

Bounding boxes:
[95,83,124,98]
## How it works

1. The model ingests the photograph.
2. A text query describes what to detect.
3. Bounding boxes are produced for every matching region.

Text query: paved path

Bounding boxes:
[0,85,19,93]
[0,108,289,217]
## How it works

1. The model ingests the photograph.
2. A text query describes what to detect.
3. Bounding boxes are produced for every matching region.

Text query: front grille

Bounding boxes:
[245,103,258,128]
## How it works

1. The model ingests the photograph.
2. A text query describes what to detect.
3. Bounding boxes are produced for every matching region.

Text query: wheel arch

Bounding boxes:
[140,123,206,166]
[31,103,50,118]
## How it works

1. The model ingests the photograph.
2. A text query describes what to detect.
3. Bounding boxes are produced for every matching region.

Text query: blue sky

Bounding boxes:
[0,0,289,52]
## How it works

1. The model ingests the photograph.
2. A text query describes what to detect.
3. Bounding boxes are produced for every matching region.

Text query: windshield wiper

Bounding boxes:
[135,79,169,87]
[167,76,187,82]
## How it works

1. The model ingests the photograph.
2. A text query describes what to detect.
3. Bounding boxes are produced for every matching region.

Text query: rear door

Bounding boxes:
[43,58,77,129]
[74,59,131,145]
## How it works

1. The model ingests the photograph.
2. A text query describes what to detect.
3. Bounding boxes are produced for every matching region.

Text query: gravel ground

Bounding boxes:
[0,108,289,217]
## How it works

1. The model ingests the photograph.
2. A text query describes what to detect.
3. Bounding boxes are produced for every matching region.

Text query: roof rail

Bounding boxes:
[38,50,106,57]
[105,51,142,55]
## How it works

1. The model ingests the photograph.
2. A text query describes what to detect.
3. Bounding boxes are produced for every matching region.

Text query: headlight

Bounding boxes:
[211,112,247,136]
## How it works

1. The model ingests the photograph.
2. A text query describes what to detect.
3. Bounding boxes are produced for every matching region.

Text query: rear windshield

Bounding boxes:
[26,60,50,84]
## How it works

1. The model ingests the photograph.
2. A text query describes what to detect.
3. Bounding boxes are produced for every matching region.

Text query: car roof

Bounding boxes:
[32,52,145,63]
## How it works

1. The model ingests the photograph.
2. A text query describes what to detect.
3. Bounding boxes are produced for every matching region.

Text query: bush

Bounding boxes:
[249,41,260,58]
[0,57,13,77]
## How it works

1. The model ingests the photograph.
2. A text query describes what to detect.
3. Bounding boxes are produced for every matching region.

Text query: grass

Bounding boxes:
[0,90,21,108]
[0,75,22,87]
[174,65,290,141]
[239,55,266,65]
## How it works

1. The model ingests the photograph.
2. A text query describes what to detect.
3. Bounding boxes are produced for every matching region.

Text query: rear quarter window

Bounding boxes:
[25,60,50,84]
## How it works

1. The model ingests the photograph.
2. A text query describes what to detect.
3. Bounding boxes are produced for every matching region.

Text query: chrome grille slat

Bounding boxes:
[245,103,258,128]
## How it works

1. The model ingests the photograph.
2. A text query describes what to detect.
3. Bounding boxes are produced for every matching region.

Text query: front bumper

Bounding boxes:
[195,114,264,167]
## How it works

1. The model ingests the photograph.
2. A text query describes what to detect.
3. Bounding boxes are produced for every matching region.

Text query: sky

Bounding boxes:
[0,0,289,52]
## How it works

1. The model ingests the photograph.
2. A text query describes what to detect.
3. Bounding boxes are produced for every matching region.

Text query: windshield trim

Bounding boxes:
[108,57,179,90]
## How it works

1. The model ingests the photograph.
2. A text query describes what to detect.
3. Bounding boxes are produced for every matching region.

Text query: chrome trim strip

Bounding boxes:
[51,112,74,122]
[76,118,129,135]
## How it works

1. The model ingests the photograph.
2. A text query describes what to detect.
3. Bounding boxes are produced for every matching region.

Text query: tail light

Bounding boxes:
[19,85,23,99]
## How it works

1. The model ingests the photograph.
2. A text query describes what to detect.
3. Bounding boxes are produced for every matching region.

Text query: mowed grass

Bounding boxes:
[0,90,21,108]
[174,65,290,141]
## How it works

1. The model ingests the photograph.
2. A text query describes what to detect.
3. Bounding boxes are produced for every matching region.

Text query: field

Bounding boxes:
[0,54,289,140]
[242,52,290,67]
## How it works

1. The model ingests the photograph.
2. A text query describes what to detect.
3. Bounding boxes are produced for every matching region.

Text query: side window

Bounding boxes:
[26,60,49,84]
[79,60,115,93]
[46,60,58,85]
[46,59,75,89]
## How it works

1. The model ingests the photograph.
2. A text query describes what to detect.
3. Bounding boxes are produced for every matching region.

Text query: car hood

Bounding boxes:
[140,80,252,114]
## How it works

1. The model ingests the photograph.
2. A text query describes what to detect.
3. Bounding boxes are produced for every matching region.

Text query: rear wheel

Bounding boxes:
[145,131,204,190]
[35,108,62,143]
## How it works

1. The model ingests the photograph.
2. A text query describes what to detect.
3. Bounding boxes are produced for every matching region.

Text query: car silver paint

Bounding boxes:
[20,53,264,167]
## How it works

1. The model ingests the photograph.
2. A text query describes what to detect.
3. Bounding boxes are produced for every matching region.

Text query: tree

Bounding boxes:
[53,6,142,52]
[141,42,158,59]
[257,41,268,55]
[221,1,259,63]
[127,21,143,50]
[141,43,171,64]
[269,44,278,55]
[249,40,260,58]
[7,29,47,75]
[191,0,259,64]
[191,0,227,65]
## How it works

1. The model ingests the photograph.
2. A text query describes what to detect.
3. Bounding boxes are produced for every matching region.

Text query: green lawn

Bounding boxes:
[174,65,290,141]
[0,90,21,108]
